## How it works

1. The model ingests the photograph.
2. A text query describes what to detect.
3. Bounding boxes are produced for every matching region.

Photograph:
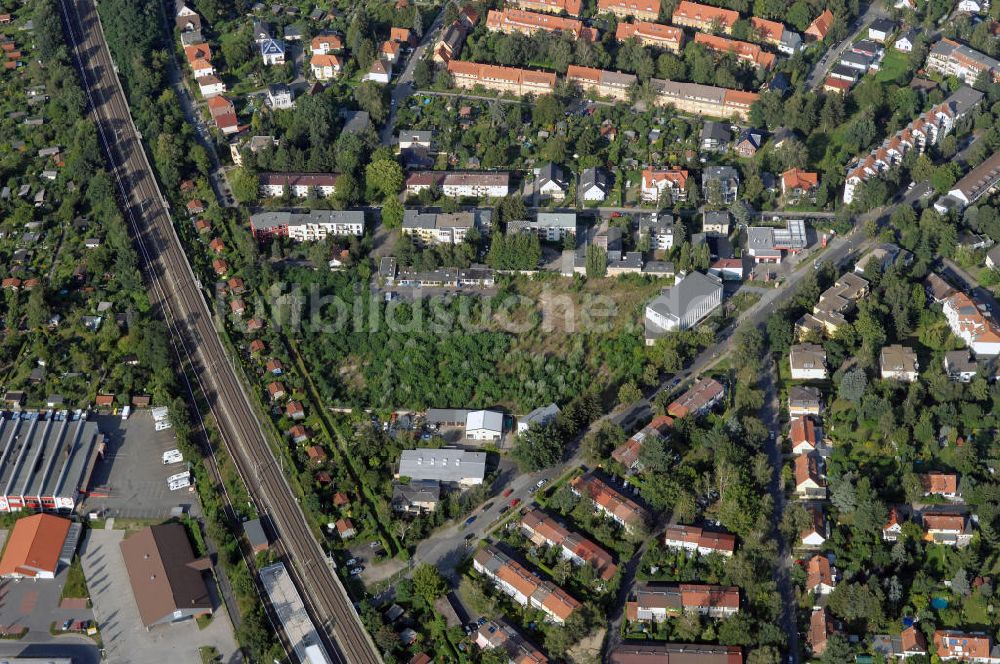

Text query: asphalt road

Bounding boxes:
[57,2,380,663]
[804,2,887,90]
[380,3,453,146]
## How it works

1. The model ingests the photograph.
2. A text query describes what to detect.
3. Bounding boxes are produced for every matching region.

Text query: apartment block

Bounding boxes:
[615,21,684,52]
[447,60,557,96]
[641,169,689,202]
[650,78,758,121]
[693,33,775,69]
[570,472,650,531]
[485,9,597,41]
[942,291,1000,356]
[663,524,736,556]
[926,38,1000,86]
[515,0,582,16]
[565,65,637,101]
[671,1,740,33]
[401,209,492,244]
[598,0,661,21]
[249,210,364,241]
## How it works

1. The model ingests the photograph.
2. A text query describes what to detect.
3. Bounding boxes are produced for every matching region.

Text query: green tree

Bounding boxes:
[585,245,607,278]
[838,367,867,402]
[411,563,447,604]
[365,157,404,200]
[230,167,259,204]
[381,196,404,229]
[26,287,50,330]
[513,422,564,471]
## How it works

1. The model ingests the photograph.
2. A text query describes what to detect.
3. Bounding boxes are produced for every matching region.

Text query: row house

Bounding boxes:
[667,377,725,418]
[942,291,1000,356]
[485,9,598,41]
[663,524,736,556]
[475,619,548,664]
[611,415,673,471]
[472,546,580,624]
[626,582,740,621]
[565,65,637,101]
[843,101,957,203]
[693,33,776,69]
[520,508,618,581]
[750,17,802,54]
[640,169,688,202]
[926,38,1000,86]
[598,0,661,21]
[206,96,240,135]
[447,60,557,96]
[671,1,739,33]
[650,78,758,121]
[258,172,338,198]
[570,472,650,532]
[515,0,582,16]
[615,21,684,53]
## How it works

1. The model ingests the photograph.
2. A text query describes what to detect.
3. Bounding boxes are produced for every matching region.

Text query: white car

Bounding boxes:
[167,471,190,484]
[154,420,173,431]
[168,478,191,491]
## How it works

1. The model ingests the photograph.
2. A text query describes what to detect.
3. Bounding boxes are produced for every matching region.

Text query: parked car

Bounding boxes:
[509,498,520,508]
[502,488,514,497]
[464,515,477,526]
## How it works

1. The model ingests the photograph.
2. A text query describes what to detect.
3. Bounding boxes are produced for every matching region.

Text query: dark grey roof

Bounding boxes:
[701,121,731,142]
[870,18,895,33]
[244,518,268,548]
[537,162,567,190]
[392,479,441,506]
[340,110,371,135]
[580,168,608,195]
[704,210,730,226]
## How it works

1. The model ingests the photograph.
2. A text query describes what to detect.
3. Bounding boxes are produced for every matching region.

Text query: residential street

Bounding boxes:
[804,2,887,90]
[380,4,454,146]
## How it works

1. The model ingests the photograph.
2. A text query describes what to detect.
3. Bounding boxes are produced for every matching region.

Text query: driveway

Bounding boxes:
[79,529,241,664]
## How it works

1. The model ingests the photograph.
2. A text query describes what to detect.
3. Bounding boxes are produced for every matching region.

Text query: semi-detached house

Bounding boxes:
[475,619,549,664]
[933,630,1000,662]
[473,546,580,624]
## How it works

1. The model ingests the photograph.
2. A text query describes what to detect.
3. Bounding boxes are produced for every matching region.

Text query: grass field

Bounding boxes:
[876,50,912,83]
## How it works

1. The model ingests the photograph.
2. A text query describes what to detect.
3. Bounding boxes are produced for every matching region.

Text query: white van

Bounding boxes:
[162,449,184,465]
[154,420,173,431]
[167,471,190,484]
[168,477,192,491]
[120,406,131,421]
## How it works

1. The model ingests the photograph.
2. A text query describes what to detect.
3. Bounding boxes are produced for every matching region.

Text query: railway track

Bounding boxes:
[57,2,382,663]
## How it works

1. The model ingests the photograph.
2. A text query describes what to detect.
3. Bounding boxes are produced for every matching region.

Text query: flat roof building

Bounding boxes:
[397,449,487,486]
[0,411,103,512]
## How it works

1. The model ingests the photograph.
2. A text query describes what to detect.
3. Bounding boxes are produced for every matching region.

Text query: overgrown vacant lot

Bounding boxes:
[291,266,684,412]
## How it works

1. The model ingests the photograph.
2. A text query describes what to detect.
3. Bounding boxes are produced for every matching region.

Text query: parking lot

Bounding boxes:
[84,411,199,519]
[80,528,240,664]
[0,529,96,642]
